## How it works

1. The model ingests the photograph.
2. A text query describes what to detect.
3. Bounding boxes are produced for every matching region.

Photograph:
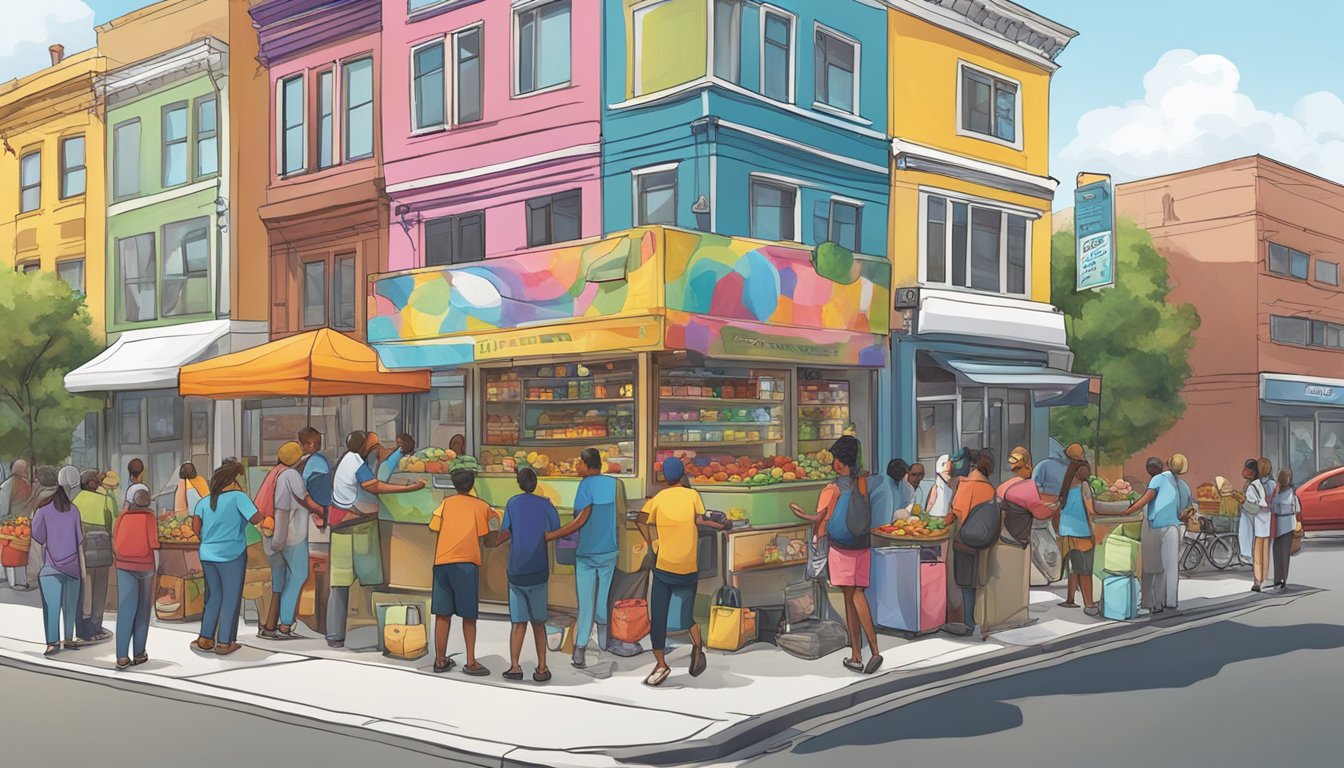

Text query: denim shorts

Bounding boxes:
[508,581,548,624]
[432,562,479,620]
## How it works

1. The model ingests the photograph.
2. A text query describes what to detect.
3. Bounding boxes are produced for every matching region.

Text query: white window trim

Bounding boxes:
[276,73,307,177]
[916,189,1033,297]
[709,0,743,85]
[341,56,376,162]
[451,22,485,124]
[748,172,802,243]
[758,5,796,104]
[512,0,573,98]
[813,22,860,118]
[631,162,680,226]
[955,60,1024,151]
[631,0,674,97]
[825,196,864,249]
[409,36,449,135]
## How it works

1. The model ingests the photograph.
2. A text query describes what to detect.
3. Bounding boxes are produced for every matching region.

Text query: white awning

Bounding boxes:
[936,357,1092,406]
[916,289,1069,351]
[64,320,266,393]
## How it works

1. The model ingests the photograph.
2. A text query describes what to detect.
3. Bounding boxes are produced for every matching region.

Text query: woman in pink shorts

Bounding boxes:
[790,436,882,675]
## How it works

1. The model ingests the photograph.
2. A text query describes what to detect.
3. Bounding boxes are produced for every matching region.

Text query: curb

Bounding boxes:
[601,589,1315,766]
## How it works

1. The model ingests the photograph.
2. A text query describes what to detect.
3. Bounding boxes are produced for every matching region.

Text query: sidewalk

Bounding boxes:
[0,571,1279,767]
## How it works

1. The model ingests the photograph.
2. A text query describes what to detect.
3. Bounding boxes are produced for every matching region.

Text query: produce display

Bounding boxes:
[0,516,32,546]
[158,517,200,544]
[481,447,626,477]
[669,449,839,486]
[874,513,949,540]
[1089,475,1140,503]
[397,447,480,474]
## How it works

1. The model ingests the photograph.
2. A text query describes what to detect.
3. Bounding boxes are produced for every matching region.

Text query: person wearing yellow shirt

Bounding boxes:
[636,457,727,687]
[73,470,117,641]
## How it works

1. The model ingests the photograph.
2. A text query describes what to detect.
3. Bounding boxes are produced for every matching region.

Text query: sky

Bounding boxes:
[4,1,1344,212]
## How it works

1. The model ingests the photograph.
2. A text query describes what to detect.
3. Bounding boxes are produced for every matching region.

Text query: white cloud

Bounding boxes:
[0,2,95,83]
[1058,49,1344,197]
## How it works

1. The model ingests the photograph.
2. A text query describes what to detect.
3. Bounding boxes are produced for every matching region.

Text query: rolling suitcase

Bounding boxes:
[1102,574,1139,620]
[870,547,920,631]
[776,580,848,660]
[919,559,947,632]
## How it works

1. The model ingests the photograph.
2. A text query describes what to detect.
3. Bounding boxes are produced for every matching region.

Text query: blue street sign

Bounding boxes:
[1075,177,1115,291]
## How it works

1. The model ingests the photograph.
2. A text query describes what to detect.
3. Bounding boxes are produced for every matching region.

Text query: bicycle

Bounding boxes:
[1180,515,1239,571]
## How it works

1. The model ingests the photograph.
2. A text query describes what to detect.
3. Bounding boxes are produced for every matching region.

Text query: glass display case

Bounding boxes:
[480,361,637,476]
[797,375,851,447]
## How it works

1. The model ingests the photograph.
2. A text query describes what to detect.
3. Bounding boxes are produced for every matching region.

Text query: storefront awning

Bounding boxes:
[65,319,238,393]
[179,328,430,399]
[937,358,1093,406]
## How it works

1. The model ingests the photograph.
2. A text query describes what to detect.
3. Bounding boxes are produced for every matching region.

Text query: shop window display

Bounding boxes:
[480,361,636,476]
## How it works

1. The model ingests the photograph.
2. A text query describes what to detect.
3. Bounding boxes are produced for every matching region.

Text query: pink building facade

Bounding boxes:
[381,0,601,271]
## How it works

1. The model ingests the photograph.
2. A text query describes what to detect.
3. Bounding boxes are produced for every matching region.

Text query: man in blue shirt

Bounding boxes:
[1032,438,1069,502]
[569,448,622,668]
[1122,457,1181,614]
[869,459,913,528]
[376,433,415,483]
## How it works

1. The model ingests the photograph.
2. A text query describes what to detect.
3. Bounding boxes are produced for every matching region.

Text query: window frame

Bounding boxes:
[316,68,336,169]
[748,175,801,243]
[57,258,85,295]
[18,149,41,213]
[956,61,1023,150]
[118,232,158,324]
[113,118,142,200]
[759,5,796,103]
[333,253,357,331]
[424,210,487,266]
[524,189,583,248]
[301,259,328,329]
[918,189,1034,297]
[513,0,573,97]
[632,163,679,227]
[1267,242,1311,281]
[812,22,860,117]
[1317,259,1341,287]
[711,0,743,85]
[342,56,376,162]
[59,135,86,200]
[631,0,673,97]
[19,261,40,275]
[410,37,449,134]
[278,73,307,176]
[453,23,484,124]
[161,100,190,188]
[824,196,863,253]
[193,93,218,180]
[160,216,212,318]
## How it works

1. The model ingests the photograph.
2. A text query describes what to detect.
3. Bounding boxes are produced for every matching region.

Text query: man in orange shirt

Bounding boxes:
[428,469,494,676]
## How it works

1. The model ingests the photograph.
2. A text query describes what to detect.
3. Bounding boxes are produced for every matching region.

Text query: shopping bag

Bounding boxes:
[707,606,757,651]
[1291,520,1305,556]
[383,624,428,660]
[610,598,651,643]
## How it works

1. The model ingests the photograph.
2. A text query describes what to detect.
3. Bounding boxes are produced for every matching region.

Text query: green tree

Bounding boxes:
[0,269,101,465]
[1050,217,1200,466]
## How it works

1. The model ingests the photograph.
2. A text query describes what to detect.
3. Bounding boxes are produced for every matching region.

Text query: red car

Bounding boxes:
[1297,466,1344,530]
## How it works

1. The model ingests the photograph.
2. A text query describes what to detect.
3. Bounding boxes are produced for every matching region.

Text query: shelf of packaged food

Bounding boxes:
[522,372,633,382]
[655,440,784,449]
[487,439,634,447]
[658,420,782,426]
[520,398,634,406]
[659,397,783,405]
[797,417,846,424]
[732,558,808,574]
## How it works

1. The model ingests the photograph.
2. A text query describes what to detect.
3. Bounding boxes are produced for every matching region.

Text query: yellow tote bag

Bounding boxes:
[708,606,757,651]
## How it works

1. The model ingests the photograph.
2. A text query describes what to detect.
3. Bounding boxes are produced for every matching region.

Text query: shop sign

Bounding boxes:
[1263,377,1344,406]
[721,327,844,361]
[1075,173,1115,292]
[473,317,663,362]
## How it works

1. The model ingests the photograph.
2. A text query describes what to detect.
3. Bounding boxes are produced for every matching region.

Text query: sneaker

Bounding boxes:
[326,639,344,649]
[1083,606,1101,617]
[571,647,587,669]
[1137,608,1153,617]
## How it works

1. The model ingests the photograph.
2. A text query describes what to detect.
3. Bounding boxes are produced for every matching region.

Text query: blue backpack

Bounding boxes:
[825,475,872,550]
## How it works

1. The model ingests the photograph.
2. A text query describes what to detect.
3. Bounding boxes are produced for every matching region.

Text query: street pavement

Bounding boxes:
[0,538,1336,768]
[735,535,1344,768]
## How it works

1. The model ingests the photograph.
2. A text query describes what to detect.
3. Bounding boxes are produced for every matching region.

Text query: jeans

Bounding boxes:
[1141,520,1182,610]
[269,544,309,627]
[1272,531,1293,585]
[326,586,350,643]
[116,569,154,659]
[39,573,80,644]
[574,551,618,648]
[649,569,697,652]
[79,565,110,637]
[201,554,247,645]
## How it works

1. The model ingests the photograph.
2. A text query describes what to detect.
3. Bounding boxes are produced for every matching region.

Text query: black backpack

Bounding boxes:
[957,492,1001,550]
[999,498,1033,548]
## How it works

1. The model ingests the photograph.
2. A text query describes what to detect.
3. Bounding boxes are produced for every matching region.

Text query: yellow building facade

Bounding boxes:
[883,0,1081,472]
[0,47,107,338]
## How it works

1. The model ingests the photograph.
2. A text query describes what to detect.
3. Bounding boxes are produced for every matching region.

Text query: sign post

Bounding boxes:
[1074,172,1115,291]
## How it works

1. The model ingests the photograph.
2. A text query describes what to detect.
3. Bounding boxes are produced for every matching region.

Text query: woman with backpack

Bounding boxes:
[789,436,882,674]
[1056,459,1099,614]
[1270,468,1299,590]
[947,450,996,637]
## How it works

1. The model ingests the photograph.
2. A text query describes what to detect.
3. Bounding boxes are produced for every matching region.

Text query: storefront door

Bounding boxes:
[115,392,186,511]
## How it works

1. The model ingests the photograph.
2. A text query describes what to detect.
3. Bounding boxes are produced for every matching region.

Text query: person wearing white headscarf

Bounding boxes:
[924,455,952,519]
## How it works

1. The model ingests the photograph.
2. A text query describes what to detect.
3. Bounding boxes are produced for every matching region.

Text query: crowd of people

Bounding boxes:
[0,430,1301,680]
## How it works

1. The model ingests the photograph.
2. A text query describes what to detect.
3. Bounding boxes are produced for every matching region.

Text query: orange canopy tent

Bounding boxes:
[178,328,430,399]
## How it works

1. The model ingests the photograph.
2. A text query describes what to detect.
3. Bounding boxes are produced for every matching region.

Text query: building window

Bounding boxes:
[317,69,335,169]
[1318,260,1341,287]
[162,217,211,317]
[280,75,305,175]
[761,9,793,101]
[814,25,857,114]
[814,199,861,252]
[516,0,571,95]
[749,178,797,241]
[1268,242,1310,280]
[343,57,375,161]
[333,254,356,331]
[713,0,742,84]
[455,26,483,123]
[19,150,40,212]
[162,101,189,187]
[425,211,486,266]
[57,259,85,295]
[114,119,141,198]
[119,396,142,445]
[1271,315,1344,350]
[525,190,581,247]
[634,166,677,226]
[20,262,39,274]
[119,233,157,323]
[409,0,448,10]
[960,64,1018,144]
[60,136,86,199]
[148,393,181,441]
[303,260,327,328]
[923,193,1030,296]
[195,94,218,178]
[412,40,447,131]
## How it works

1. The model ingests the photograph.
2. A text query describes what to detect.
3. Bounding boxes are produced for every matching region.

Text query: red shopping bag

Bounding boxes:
[611,599,651,644]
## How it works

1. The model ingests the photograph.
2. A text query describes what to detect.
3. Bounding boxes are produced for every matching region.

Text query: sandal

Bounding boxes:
[432,658,456,674]
[533,669,552,683]
[116,657,131,670]
[214,643,242,656]
[462,663,490,677]
[44,644,60,657]
[643,666,671,687]
[842,658,864,673]
[132,654,149,666]
[1057,602,1079,608]
[503,669,524,681]
[191,638,215,653]
[864,655,884,675]
[689,645,707,678]
[63,640,83,651]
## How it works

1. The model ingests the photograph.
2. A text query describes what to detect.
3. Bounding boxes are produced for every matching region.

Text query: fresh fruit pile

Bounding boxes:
[481,448,622,477]
[158,517,199,544]
[1195,483,1219,502]
[677,450,839,486]
[397,446,467,474]
[257,517,275,537]
[874,514,948,539]
[1089,475,1139,503]
[0,516,32,541]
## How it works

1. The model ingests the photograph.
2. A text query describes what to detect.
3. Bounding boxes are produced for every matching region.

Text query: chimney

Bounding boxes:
[49,45,65,66]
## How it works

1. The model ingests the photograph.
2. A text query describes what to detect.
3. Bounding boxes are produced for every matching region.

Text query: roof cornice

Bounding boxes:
[887,0,1077,72]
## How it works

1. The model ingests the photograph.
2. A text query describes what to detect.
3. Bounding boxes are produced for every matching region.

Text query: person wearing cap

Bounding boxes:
[74,469,117,641]
[636,457,726,687]
[113,484,160,668]
[260,442,326,640]
[31,466,86,656]
[1122,457,1181,614]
